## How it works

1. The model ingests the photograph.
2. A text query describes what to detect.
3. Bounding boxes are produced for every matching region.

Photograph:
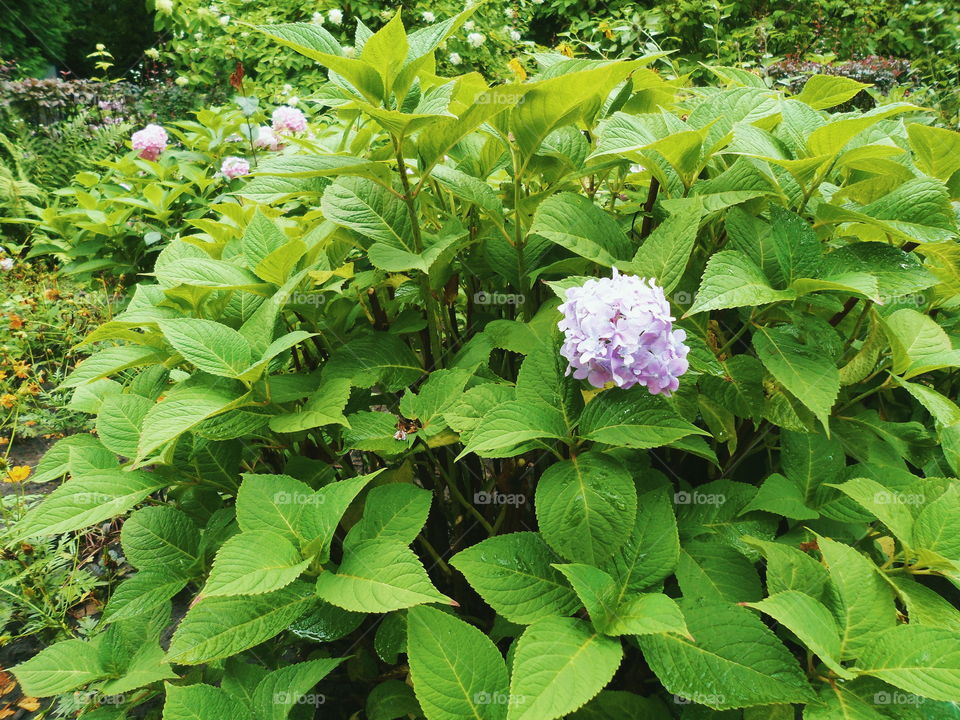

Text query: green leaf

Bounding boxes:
[857,625,960,702]
[601,487,680,600]
[913,485,960,561]
[618,200,702,293]
[529,193,631,267]
[739,473,818,520]
[535,452,637,564]
[121,506,200,576]
[753,326,839,431]
[687,250,795,315]
[408,605,510,720]
[15,469,165,540]
[159,318,254,378]
[742,537,829,598]
[166,583,314,664]
[252,23,384,103]
[450,532,581,624]
[399,368,473,437]
[241,209,287,270]
[12,639,105,696]
[252,658,345,720]
[321,176,413,251]
[507,617,624,720]
[154,257,270,291]
[746,591,853,678]
[96,393,152,457]
[819,537,897,660]
[676,540,763,603]
[829,476,915,546]
[102,570,189,624]
[315,539,452,612]
[323,333,423,391]
[578,387,707,449]
[60,345,165,388]
[794,74,870,109]
[204,530,311,596]
[458,401,568,458]
[638,601,815,709]
[883,308,960,379]
[343,483,432,550]
[907,124,960,181]
[236,473,316,544]
[137,387,249,463]
[162,682,249,720]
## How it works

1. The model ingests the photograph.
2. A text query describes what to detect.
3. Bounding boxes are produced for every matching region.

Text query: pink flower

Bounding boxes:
[131,124,168,160]
[271,106,307,134]
[253,125,283,150]
[220,156,251,179]
[558,270,690,396]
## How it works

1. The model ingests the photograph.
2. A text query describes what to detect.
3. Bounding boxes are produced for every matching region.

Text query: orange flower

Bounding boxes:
[557,42,575,58]
[4,466,31,483]
[0,437,8,445]
[11,361,29,378]
[598,20,615,40]
[43,288,60,301]
[23,383,40,396]
[0,394,16,408]
[0,370,7,381]
[8,313,23,330]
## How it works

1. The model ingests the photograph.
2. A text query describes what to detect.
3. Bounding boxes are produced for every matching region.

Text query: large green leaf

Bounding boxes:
[687,250,795,315]
[535,452,637,564]
[314,539,452,612]
[203,530,311,596]
[507,617,623,720]
[166,583,315,664]
[638,601,815,709]
[407,605,509,720]
[529,193,631,267]
[578,387,707,449]
[857,625,960,702]
[450,532,581,624]
[753,326,839,430]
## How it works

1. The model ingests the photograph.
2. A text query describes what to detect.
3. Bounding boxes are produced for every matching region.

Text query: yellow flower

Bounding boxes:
[557,42,575,58]
[0,394,16,408]
[508,58,527,81]
[11,361,29,378]
[4,466,31,483]
[598,20,615,40]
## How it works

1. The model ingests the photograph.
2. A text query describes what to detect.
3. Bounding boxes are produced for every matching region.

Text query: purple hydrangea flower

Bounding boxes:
[557,269,690,395]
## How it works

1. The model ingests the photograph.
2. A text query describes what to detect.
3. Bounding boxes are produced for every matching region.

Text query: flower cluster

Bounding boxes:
[557,270,689,395]
[253,125,283,151]
[130,124,168,161]
[272,106,307,134]
[220,156,250,179]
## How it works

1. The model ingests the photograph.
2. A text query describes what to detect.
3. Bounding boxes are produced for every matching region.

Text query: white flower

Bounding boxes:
[504,7,518,18]
[510,29,522,42]
[342,44,355,58]
[175,75,189,86]
[287,96,299,106]
[379,9,392,20]
[145,47,160,60]
[155,0,173,14]
[193,32,203,41]
[0,258,13,272]
[463,20,475,30]
[531,0,544,4]
[327,8,343,24]
[629,163,645,173]
[282,83,293,94]
[218,14,230,25]
[466,32,486,47]
[448,52,462,65]
[422,11,435,22]
[311,11,324,24]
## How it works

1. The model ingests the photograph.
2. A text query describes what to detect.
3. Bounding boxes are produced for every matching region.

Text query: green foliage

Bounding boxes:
[10,11,960,719]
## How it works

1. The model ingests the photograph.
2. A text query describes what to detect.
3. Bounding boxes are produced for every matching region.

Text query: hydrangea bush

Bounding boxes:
[10,10,960,720]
